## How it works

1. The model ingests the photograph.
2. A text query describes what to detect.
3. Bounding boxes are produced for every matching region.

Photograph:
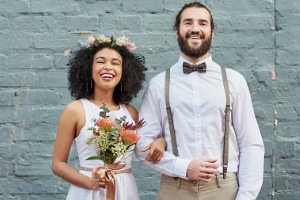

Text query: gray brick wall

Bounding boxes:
[0,0,299,199]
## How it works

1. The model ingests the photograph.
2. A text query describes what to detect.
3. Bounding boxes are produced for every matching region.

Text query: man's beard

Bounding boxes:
[177,32,212,58]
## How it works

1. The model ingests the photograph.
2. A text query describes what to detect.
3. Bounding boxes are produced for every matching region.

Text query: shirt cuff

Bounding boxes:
[174,157,191,180]
[235,189,258,200]
[235,194,255,200]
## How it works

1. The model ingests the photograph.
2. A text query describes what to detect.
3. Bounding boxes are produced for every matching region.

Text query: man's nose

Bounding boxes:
[191,22,200,31]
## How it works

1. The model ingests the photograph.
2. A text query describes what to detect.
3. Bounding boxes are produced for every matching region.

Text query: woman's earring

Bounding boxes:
[90,80,93,89]
[121,83,123,92]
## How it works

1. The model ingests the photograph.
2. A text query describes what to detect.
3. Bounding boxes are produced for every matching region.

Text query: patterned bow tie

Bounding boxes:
[183,62,207,74]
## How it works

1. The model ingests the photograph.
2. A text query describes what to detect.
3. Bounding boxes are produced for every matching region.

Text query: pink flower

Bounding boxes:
[87,36,95,45]
[95,118,116,132]
[98,34,107,43]
[86,34,136,52]
[125,42,136,52]
[120,129,140,147]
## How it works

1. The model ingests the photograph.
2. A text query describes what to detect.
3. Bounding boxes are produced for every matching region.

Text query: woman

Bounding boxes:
[52,34,166,200]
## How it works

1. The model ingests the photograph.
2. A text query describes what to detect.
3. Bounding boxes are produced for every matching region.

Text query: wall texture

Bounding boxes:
[0,0,299,199]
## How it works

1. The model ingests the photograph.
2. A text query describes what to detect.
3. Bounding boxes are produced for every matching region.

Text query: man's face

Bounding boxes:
[176,7,214,59]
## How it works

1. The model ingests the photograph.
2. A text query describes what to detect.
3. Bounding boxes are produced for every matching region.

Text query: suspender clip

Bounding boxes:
[223,165,228,179]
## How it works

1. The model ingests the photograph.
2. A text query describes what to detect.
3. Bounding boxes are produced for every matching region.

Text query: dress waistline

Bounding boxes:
[80,167,132,174]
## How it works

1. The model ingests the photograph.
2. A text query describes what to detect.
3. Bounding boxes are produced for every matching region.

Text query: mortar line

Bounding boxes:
[271,0,278,199]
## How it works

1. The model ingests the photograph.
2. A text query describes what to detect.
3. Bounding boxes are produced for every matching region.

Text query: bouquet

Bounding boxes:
[86,104,146,165]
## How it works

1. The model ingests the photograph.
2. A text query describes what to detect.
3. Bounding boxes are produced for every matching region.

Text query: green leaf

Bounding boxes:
[99,103,110,118]
[87,127,96,131]
[94,39,100,46]
[86,155,102,160]
[106,131,119,141]
[116,116,127,123]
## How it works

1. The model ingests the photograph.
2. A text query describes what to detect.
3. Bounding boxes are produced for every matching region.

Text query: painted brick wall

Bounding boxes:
[0,0,299,199]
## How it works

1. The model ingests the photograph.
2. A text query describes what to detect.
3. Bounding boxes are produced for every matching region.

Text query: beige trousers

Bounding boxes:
[158,173,238,200]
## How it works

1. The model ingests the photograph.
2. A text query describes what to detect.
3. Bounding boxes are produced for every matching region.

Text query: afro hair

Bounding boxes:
[67,42,147,104]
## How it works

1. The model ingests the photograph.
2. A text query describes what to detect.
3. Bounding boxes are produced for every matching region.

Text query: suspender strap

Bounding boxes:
[221,67,230,179]
[165,69,179,157]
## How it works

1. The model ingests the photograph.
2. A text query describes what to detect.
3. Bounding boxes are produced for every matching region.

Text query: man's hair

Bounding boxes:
[67,43,146,104]
[173,2,215,31]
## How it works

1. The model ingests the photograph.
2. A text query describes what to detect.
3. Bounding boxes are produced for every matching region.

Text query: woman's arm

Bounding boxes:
[52,100,106,190]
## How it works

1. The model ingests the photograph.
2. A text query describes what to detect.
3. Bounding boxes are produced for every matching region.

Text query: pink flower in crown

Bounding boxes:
[125,42,136,52]
[87,36,95,45]
[98,34,107,43]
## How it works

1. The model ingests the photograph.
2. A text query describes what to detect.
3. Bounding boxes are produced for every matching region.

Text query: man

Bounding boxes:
[136,2,264,200]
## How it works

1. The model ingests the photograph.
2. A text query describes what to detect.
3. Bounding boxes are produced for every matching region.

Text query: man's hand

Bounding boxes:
[186,158,219,182]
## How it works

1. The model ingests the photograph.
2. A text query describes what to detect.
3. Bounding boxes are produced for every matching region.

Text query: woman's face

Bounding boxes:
[92,48,123,92]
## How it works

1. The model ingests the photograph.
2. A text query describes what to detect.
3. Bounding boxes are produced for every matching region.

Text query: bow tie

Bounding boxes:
[183,62,207,74]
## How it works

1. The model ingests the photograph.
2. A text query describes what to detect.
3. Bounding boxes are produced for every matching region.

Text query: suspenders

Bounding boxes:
[164,67,231,179]
[165,68,179,157]
[221,67,230,179]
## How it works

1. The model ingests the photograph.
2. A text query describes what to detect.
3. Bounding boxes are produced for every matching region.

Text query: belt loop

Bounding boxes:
[177,178,181,190]
[216,175,221,188]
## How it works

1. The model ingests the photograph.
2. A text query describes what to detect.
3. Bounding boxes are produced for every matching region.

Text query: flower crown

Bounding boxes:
[87,34,136,52]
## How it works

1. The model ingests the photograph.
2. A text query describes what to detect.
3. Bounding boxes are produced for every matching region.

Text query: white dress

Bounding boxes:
[66,99,139,200]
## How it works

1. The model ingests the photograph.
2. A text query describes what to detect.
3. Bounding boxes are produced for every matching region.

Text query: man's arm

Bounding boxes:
[232,76,265,200]
[135,81,190,179]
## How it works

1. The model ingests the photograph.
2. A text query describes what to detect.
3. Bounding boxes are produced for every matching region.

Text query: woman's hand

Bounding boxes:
[89,177,107,190]
[141,138,167,164]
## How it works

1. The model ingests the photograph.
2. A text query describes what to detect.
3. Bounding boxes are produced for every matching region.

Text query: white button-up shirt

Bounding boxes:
[136,55,264,200]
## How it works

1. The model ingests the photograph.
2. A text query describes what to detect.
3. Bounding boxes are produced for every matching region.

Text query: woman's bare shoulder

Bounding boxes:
[125,104,138,122]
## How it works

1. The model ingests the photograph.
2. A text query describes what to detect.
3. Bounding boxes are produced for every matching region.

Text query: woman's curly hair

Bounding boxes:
[67,43,147,104]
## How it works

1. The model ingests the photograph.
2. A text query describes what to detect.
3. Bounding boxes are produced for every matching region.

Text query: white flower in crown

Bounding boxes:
[87,36,95,45]
[115,36,126,46]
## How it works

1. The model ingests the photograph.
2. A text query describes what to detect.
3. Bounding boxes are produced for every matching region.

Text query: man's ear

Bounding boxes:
[212,29,215,38]
[174,28,179,39]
